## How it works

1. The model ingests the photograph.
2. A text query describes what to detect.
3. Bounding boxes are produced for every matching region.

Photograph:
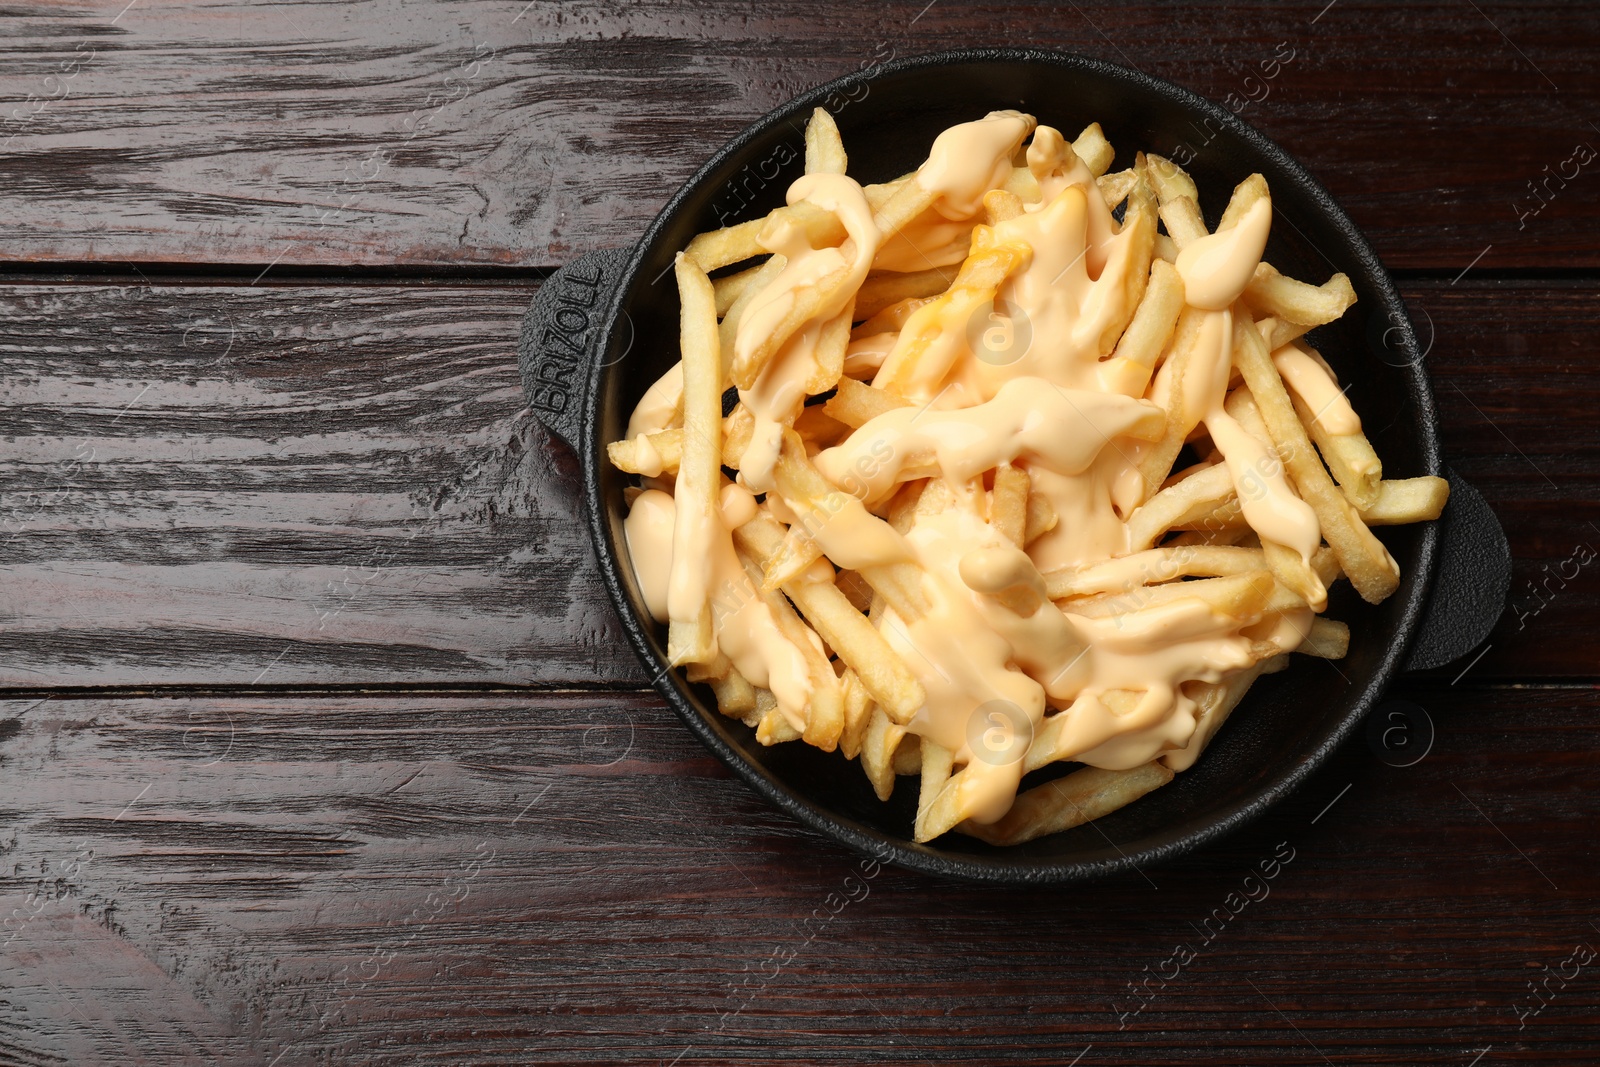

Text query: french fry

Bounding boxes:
[1263,540,1326,613]
[892,735,922,774]
[713,262,766,317]
[723,404,754,469]
[718,255,786,368]
[1244,262,1357,327]
[686,652,732,684]
[804,107,847,175]
[860,707,908,801]
[864,174,913,212]
[1210,398,1323,610]
[1096,173,1158,358]
[710,667,757,717]
[1072,121,1115,176]
[1312,544,1342,587]
[1212,388,1330,610]
[1218,173,1269,233]
[738,686,766,727]
[1173,496,1245,533]
[836,569,874,612]
[1142,152,1199,206]
[800,304,854,397]
[685,199,849,275]
[913,738,958,842]
[1361,476,1450,525]
[1126,461,1236,550]
[983,188,1025,224]
[774,431,931,622]
[733,511,925,722]
[871,177,941,245]
[1166,525,1254,547]
[843,331,900,380]
[1061,570,1275,621]
[852,293,938,337]
[1101,258,1185,396]
[1024,483,1058,546]
[1159,195,1207,247]
[822,374,913,428]
[666,255,721,666]
[1271,340,1383,509]
[1024,689,1142,771]
[1231,314,1399,603]
[989,464,1030,546]
[731,264,852,390]
[761,524,825,591]
[1297,617,1350,659]
[1162,665,1267,772]
[1292,392,1383,510]
[912,478,959,522]
[854,267,956,320]
[1135,306,1208,497]
[608,428,682,476]
[839,669,874,761]
[684,218,771,274]
[608,411,760,477]
[1097,167,1138,207]
[886,478,929,534]
[793,402,849,449]
[735,547,844,750]
[1260,315,1311,350]
[1043,545,1268,599]
[754,691,803,745]
[958,762,1175,846]
[873,240,1029,397]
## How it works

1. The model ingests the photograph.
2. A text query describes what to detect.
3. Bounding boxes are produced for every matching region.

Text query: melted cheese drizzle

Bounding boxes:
[627,485,816,727]
[619,114,1371,824]
[1273,341,1361,434]
[737,173,881,491]
[873,110,1034,272]
[1172,200,1322,567]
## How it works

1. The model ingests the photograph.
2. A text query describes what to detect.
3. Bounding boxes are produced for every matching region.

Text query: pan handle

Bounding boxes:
[1402,467,1510,671]
[517,246,637,454]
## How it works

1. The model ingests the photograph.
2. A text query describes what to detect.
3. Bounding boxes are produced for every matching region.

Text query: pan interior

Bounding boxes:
[590,52,1437,876]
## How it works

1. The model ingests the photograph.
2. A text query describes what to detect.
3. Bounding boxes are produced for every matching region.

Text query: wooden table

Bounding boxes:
[2,2,1596,1063]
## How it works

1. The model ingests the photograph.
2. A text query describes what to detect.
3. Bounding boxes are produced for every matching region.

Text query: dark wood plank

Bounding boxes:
[1,279,1594,687]
[1409,279,1600,682]
[0,281,645,689]
[0,278,1593,684]
[0,1,1596,270]
[0,684,1595,1064]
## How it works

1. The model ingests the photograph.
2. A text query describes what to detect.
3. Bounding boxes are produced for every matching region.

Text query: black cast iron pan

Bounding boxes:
[516,49,1510,884]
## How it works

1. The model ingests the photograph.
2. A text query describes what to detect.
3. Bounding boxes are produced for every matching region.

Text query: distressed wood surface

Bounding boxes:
[0,0,1597,271]
[0,279,1593,688]
[0,684,1596,1066]
[3,4,1599,1065]
[0,281,644,689]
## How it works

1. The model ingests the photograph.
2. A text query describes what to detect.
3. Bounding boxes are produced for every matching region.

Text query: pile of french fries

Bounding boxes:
[608,108,1448,845]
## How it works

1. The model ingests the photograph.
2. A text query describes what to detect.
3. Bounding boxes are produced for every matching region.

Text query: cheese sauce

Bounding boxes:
[626,484,817,727]
[737,173,881,491]
[617,112,1367,824]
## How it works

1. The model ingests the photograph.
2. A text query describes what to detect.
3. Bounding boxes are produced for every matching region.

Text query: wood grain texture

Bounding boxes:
[0,0,1596,271]
[0,279,1593,688]
[0,685,1595,1065]
[0,281,645,689]
[2,8,1598,1063]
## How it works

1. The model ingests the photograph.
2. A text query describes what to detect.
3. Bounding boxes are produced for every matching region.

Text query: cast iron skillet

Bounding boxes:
[517,49,1510,884]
